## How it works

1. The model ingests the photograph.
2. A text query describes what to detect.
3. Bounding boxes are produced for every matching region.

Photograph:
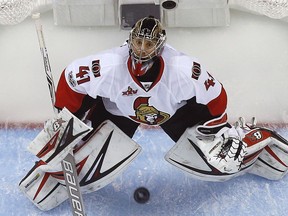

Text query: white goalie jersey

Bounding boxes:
[55,44,226,126]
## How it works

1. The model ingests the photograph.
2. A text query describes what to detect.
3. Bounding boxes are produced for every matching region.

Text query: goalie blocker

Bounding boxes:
[165,119,288,181]
[19,108,141,211]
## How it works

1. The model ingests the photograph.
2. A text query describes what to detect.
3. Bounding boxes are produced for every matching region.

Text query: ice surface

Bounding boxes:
[1,126,288,216]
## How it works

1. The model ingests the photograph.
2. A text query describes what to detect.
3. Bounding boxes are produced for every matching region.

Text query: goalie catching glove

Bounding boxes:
[195,116,279,175]
[195,117,249,174]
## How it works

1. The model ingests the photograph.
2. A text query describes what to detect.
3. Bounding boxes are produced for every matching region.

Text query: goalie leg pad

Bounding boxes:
[73,120,142,193]
[28,107,92,167]
[248,133,288,180]
[20,120,141,210]
[165,126,274,182]
[19,161,68,211]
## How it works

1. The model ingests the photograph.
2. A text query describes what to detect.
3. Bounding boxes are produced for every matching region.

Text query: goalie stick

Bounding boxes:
[32,13,86,216]
[32,13,57,115]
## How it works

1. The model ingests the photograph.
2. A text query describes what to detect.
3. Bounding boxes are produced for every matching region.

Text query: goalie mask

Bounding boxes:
[128,17,166,76]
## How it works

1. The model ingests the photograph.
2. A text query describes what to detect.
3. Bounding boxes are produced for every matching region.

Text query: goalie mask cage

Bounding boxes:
[0,0,288,27]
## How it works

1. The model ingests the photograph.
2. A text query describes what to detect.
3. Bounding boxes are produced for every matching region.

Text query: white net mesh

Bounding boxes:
[0,0,287,26]
[0,0,35,25]
[233,0,288,19]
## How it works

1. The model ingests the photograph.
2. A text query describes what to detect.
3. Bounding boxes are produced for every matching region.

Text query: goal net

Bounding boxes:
[0,0,288,26]
[230,0,288,19]
[0,0,35,25]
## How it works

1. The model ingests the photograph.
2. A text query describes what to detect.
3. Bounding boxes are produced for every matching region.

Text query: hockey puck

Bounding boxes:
[134,187,150,204]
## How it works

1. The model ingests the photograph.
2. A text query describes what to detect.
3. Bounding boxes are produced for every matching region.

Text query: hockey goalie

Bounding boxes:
[19,16,288,211]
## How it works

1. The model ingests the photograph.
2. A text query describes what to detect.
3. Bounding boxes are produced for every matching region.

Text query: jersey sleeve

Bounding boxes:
[175,55,227,119]
[206,85,227,116]
[194,68,227,117]
[54,51,117,116]
[191,61,228,126]
[54,70,86,113]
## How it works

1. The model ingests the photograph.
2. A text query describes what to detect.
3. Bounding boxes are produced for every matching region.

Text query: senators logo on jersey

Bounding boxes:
[92,59,101,77]
[191,62,201,80]
[129,97,170,125]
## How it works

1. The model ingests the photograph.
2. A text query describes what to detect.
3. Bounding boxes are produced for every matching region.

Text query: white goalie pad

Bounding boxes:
[28,107,92,167]
[19,161,68,211]
[20,119,141,211]
[165,126,276,182]
[248,128,288,180]
[60,120,142,194]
